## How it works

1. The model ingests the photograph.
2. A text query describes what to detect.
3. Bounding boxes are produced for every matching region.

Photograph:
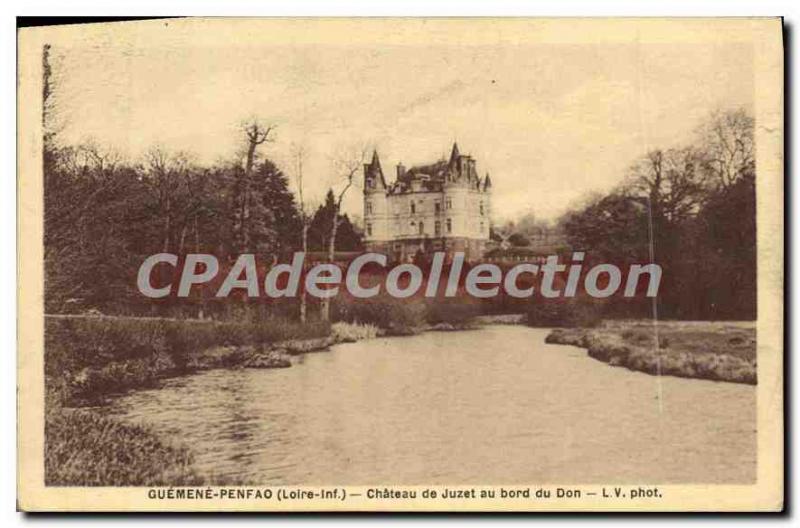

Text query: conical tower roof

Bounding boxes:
[365,149,386,188]
[370,149,382,171]
[449,142,460,163]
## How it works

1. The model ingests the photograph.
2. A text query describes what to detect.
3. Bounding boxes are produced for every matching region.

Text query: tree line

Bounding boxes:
[42,48,364,317]
[45,139,360,311]
[557,108,756,320]
[41,46,756,322]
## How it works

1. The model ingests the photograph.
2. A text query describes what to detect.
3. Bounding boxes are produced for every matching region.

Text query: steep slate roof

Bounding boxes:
[406,159,449,180]
[368,149,387,187]
[450,142,460,163]
[382,142,490,194]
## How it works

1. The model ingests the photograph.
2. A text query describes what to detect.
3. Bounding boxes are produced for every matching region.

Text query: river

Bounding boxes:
[109,325,756,485]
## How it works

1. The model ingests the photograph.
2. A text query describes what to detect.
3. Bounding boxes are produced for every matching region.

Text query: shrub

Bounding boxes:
[331,321,380,342]
[45,315,331,406]
[335,295,487,333]
[526,298,603,328]
[334,298,427,335]
[425,301,482,327]
[45,317,173,406]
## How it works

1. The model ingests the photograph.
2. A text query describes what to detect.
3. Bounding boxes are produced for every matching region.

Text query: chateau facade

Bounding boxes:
[363,143,492,262]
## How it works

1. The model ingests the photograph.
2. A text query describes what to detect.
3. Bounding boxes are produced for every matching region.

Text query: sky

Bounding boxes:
[46,19,754,223]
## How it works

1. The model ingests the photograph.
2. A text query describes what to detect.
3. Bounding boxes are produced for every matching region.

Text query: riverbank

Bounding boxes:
[185,322,382,371]
[45,303,499,485]
[104,324,757,485]
[44,316,377,486]
[45,316,756,485]
[545,320,756,385]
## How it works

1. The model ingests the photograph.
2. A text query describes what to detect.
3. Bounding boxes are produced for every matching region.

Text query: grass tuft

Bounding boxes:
[45,408,205,486]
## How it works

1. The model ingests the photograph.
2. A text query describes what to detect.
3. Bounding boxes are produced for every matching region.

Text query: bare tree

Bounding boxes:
[237,119,276,251]
[659,147,708,221]
[144,146,192,253]
[626,147,708,224]
[319,146,368,322]
[697,108,755,190]
[76,139,123,177]
[291,144,312,323]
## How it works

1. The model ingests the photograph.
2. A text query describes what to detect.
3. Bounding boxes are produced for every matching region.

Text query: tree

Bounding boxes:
[309,190,363,252]
[253,159,301,257]
[697,108,755,190]
[558,108,756,320]
[627,147,709,224]
[291,145,312,322]
[143,147,192,254]
[561,193,650,263]
[318,147,367,321]
[508,233,531,247]
[234,120,277,252]
[334,214,363,251]
[695,171,756,318]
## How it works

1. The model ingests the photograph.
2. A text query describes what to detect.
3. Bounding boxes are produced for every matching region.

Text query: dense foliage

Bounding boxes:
[558,109,756,320]
[43,140,363,315]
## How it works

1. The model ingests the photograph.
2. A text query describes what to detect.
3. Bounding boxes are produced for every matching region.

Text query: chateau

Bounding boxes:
[363,143,492,262]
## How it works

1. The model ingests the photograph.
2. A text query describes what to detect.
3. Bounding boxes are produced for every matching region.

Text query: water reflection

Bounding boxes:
[110,326,756,485]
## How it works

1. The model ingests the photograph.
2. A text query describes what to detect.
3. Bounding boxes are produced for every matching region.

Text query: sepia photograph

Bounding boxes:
[16,16,783,512]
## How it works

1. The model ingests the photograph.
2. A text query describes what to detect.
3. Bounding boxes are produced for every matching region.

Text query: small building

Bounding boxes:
[363,143,492,262]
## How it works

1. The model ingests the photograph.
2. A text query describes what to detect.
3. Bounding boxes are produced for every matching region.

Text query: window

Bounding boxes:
[446,197,452,209]
[366,223,373,236]
[479,201,484,215]
[410,202,416,214]
[368,179,375,189]
[446,218,452,233]
[435,202,441,214]
[419,221,425,235]
[434,221,441,236]
[366,201,373,214]
[480,221,484,233]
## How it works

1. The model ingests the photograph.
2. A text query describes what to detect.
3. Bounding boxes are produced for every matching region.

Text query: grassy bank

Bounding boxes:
[45,305,479,408]
[44,304,482,486]
[545,320,756,384]
[45,408,208,486]
[44,314,334,486]
[45,315,331,407]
